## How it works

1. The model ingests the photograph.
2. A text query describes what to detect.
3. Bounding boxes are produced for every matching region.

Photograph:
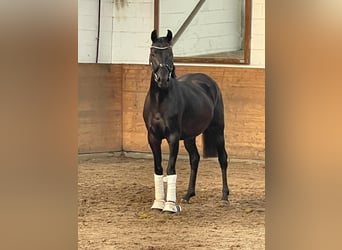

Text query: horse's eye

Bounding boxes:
[150,63,159,73]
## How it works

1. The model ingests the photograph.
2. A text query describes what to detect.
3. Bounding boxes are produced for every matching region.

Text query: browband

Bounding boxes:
[150,45,171,50]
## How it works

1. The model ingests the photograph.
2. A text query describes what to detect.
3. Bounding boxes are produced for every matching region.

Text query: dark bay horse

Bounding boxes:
[143,30,229,213]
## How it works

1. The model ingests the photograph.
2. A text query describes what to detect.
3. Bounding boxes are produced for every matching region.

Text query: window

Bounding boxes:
[154,0,251,64]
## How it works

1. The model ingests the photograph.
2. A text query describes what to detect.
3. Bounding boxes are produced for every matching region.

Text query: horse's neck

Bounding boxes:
[149,77,173,104]
[171,66,176,78]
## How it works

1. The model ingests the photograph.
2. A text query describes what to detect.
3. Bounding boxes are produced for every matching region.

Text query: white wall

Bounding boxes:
[250,0,265,66]
[160,0,243,57]
[78,0,114,63]
[78,0,98,62]
[78,0,265,68]
[111,0,154,64]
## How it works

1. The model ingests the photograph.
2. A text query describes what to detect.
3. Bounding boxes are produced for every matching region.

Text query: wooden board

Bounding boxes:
[78,63,264,160]
[122,65,265,160]
[78,64,122,153]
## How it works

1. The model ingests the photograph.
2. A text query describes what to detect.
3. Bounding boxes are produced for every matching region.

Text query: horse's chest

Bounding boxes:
[149,112,170,136]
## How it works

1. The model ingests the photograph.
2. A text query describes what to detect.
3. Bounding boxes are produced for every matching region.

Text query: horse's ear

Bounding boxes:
[151,30,158,43]
[166,29,173,43]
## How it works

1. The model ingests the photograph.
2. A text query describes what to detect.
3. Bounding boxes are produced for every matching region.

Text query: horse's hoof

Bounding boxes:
[181,198,190,204]
[219,200,230,207]
[151,200,165,210]
[162,201,182,213]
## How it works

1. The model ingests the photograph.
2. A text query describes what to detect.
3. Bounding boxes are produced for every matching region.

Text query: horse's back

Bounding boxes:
[177,73,218,87]
[177,73,220,105]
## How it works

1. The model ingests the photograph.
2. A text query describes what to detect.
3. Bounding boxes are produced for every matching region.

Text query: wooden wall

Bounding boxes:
[78,64,122,153]
[79,63,265,161]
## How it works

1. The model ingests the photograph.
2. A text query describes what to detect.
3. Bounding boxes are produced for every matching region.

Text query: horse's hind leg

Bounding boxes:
[211,92,229,202]
[182,137,200,203]
[216,132,229,202]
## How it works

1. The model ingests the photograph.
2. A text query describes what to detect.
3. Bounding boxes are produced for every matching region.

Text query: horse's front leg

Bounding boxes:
[163,133,182,213]
[148,133,165,210]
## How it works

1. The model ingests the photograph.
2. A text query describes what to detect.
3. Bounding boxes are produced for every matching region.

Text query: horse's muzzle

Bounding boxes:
[154,68,171,89]
[157,80,169,89]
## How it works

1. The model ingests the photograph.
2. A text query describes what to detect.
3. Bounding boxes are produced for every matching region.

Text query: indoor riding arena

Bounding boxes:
[78,0,265,249]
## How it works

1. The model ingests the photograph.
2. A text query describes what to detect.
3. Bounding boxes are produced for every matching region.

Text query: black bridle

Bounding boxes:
[149,45,174,82]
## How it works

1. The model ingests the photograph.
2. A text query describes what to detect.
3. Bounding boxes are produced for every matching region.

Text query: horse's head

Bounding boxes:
[149,29,175,90]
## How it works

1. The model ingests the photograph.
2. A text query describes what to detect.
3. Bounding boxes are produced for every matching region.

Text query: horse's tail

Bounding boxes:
[202,127,218,158]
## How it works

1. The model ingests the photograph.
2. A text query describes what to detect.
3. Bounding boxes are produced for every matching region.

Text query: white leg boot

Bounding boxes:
[163,175,182,213]
[151,174,165,210]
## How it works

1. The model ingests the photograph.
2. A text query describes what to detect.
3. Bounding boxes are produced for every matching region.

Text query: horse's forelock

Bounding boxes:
[152,36,172,47]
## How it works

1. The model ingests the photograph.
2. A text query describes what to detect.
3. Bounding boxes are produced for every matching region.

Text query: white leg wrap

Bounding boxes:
[163,175,181,213]
[154,174,165,201]
[151,174,165,210]
[166,174,177,202]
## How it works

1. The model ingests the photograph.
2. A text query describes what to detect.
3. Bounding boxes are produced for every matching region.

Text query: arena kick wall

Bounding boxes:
[78,64,264,161]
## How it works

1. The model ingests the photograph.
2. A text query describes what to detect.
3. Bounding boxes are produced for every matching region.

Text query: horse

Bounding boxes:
[143,29,229,213]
